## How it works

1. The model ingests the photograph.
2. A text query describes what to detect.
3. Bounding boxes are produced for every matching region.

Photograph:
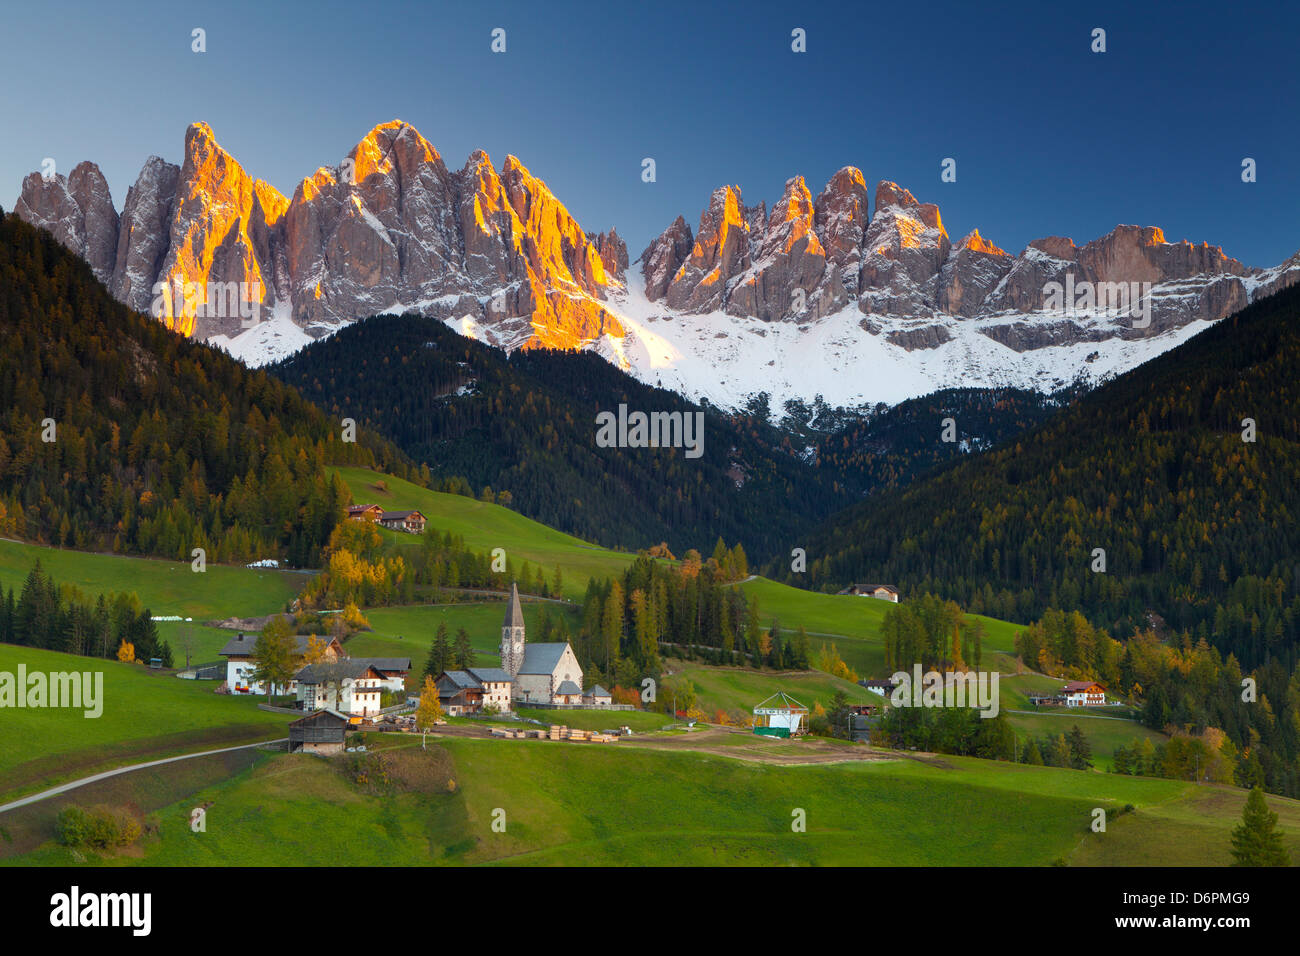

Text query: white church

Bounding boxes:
[500,582,607,706]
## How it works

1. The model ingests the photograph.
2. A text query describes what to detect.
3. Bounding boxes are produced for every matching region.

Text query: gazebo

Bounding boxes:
[752,692,810,738]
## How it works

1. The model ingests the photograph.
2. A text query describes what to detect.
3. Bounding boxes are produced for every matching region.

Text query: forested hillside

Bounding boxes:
[782,283,1300,674]
[270,313,858,560]
[805,384,1082,493]
[0,213,416,567]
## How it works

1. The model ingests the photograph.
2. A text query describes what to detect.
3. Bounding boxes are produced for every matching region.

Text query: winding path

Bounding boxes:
[0,738,287,815]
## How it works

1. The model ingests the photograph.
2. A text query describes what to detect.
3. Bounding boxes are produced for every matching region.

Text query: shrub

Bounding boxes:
[56,805,142,850]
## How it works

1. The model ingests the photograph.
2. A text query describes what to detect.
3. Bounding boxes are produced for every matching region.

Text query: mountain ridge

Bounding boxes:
[14,118,1300,412]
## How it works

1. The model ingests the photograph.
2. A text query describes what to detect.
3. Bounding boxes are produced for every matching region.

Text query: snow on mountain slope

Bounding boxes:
[586,268,1218,410]
[14,120,1300,414]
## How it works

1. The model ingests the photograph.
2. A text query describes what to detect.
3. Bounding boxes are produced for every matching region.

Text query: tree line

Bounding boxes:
[0,561,170,665]
[1015,607,1300,798]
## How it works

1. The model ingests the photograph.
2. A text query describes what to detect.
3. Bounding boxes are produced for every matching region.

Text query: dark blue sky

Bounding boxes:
[3,0,1296,266]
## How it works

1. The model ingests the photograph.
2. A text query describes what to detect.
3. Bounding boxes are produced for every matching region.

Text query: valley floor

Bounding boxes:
[4,732,1294,868]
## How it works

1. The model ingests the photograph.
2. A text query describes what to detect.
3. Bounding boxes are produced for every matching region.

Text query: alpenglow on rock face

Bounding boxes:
[12,119,1300,410]
[639,171,1295,345]
[14,120,626,349]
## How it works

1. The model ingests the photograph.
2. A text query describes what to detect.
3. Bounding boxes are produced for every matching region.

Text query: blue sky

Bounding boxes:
[2,0,1296,266]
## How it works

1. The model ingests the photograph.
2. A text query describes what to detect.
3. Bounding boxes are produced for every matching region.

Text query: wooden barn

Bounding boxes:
[289,709,350,755]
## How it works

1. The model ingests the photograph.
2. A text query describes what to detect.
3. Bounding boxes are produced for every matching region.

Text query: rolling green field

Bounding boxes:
[333,467,637,600]
[6,736,1296,867]
[0,538,303,621]
[731,576,1020,677]
[0,470,1152,829]
[0,644,292,803]
[671,661,878,717]
[336,467,1027,683]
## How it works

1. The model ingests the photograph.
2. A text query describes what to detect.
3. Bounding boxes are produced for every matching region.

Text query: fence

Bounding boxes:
[176,661,225,680]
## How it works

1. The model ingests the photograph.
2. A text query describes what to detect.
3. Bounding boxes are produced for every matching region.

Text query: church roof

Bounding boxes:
[503,581,525,629]
[556,680,583,696]
[518,643,571,675]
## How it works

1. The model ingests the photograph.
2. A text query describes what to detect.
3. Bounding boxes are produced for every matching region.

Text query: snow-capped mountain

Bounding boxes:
[13,120,1300,411]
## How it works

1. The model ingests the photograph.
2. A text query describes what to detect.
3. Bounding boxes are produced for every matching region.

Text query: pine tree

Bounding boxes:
[453,627,475,669]
[424,623,453,681]
[1066,725,1093,769]
[1230,787,1291,866]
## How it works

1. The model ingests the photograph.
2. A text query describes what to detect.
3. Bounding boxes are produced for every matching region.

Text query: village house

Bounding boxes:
[294,661,388,717]
[218,631,344,696]
[350,657,411,693]
[583,685,612,707]
[435,666,514,715]
[346,504,384,522]
[860,678,898,697]
[379,509,427,534]
[288,709,350,755]
[838,583,900,602]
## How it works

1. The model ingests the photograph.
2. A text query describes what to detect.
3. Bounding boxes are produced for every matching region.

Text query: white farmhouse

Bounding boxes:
[218,632,344,696]
[295,661,388,717]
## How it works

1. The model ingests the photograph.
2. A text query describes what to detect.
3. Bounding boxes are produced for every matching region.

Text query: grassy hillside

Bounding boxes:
[0,539,302,621]
[334,467,636,600]
[7,736,1296,867]
[731,576,1020,676]
[0,644,291,803]
[671,661,878,717]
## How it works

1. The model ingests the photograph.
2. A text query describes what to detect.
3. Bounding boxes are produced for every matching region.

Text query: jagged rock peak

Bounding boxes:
[14,160,119,285]
[639,214,694,300]
[664,185,754,312]
[588,227,629,281]
[957,229,1008,256]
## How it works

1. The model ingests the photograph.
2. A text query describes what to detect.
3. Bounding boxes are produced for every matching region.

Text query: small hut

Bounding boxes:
[752,692,810,738]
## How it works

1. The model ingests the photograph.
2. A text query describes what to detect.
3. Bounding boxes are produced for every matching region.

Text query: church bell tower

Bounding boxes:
[501,581,526,677]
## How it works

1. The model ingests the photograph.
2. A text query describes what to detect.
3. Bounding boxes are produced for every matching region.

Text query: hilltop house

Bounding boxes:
[1062,681,1106,707]
[838,583,900,602]
[435,667,514,715]
[499,582,595,706]
[346,504,383,522]
[218,632,344,696]
[379,509,427,534]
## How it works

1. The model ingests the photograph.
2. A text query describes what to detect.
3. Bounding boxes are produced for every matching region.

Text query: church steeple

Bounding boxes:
[501,581,526,677]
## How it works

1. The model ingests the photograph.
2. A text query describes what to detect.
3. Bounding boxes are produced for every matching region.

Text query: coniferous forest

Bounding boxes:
[0,215,416,566]
[781,283,1300,675]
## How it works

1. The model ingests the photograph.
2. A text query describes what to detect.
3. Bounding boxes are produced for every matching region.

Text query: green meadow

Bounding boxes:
[7,737,1296,867]
[0,643,291,803]
[0,538,302,621]
[671,660,879,717]
[731,576,1021,678]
